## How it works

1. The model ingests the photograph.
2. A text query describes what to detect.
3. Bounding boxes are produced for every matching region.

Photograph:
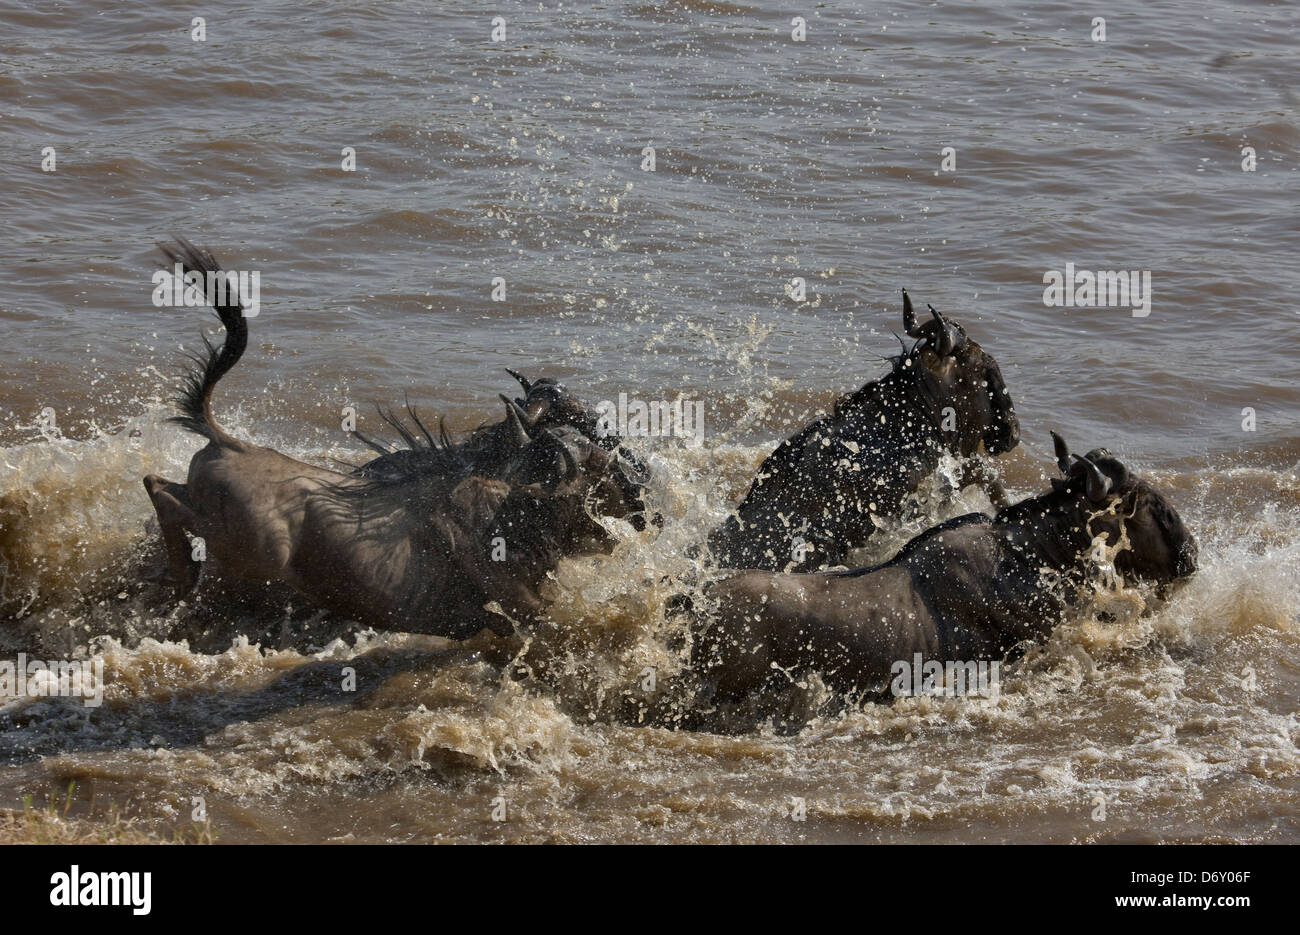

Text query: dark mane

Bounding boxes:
[825,337,940,428]
[353,400,445,455]
[883,333,923,373]
[323,404,478,511]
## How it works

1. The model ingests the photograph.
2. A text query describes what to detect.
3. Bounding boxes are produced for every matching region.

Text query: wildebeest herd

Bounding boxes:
[143,239,1198,719]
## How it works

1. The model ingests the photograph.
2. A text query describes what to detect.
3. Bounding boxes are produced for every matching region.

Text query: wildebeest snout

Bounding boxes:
[987,405,1020,455]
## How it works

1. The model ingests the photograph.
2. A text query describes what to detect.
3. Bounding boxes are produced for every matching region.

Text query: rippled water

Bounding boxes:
[1,0,1297,842]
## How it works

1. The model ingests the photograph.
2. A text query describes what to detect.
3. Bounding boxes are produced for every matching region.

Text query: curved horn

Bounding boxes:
[1050,430,1071,475]
[928,305,958,357]
[540,429,580,486]
[1074,454,1112,503]
[902,289,924,337]
[505,368,532,394]
[500,394,532,447]
[559,439,580,485]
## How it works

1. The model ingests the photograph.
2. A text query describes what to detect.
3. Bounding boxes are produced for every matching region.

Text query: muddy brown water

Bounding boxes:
[0,0,1297,843]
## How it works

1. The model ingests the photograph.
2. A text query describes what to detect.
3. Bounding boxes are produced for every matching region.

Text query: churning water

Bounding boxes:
[0,0,1297,842]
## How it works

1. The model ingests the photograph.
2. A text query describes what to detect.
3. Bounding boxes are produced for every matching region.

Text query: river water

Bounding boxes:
[1,0,1297,842]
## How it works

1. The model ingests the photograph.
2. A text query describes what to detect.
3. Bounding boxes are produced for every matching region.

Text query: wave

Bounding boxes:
[1,402,1297,840]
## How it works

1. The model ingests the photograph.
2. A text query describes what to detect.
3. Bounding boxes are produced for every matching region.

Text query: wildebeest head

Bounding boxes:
[502,373,651,528]
[497,400,644,550]
[900,290,1019,456]
[1050,431,1198,584]
[355,372,650,527]
[506,370,600,437]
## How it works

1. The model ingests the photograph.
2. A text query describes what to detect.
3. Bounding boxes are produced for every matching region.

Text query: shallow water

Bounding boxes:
[1,0,1298,842]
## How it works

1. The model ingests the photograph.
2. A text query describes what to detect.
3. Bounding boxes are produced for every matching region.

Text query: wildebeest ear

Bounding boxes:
[1050,431,1071,474]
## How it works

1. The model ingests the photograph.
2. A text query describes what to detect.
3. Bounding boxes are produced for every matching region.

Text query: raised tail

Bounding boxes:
[158,237,248,447]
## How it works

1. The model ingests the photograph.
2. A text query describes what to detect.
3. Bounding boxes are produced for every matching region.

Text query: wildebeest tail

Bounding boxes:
[158,237,248,446]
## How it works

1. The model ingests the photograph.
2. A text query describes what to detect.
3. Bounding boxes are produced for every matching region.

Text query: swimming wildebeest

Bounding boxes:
[142,239,641,638]
[355,370,651,529]
[706,291,1020,572]
[692,433,1197,705]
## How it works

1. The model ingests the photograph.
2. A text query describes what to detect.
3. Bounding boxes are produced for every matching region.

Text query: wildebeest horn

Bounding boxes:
[1074,454,1112,503]
[1050,431,1071,475]
[506,368,532,394]
[559,438,580,484]
[928,305,958,357]
[902,289,924,337]
[500,394,532,446]
[538,429,580,486]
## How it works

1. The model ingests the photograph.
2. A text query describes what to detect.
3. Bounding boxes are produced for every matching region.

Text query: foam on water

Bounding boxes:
[0,398,1297,841]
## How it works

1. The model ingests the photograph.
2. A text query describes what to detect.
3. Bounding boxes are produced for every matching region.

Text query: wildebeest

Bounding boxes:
[142,239,641,639]
[706,291,1020,572]
[692,433,1197,705]
[354,371,652,530]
